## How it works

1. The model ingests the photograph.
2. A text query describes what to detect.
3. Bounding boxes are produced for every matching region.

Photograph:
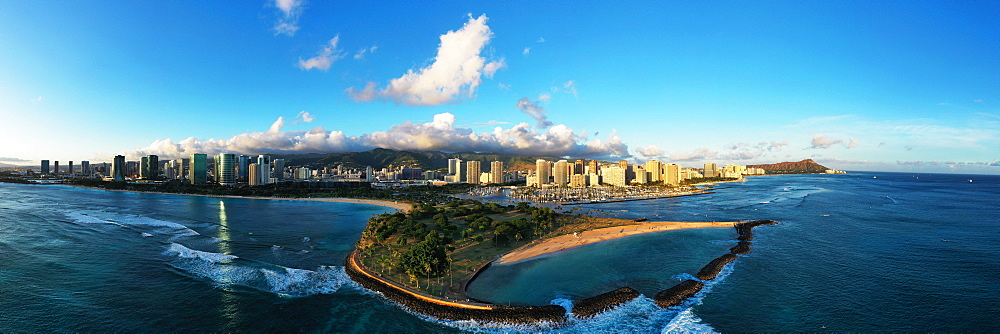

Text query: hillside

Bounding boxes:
[272,148,569,171]
[747,159,829,174]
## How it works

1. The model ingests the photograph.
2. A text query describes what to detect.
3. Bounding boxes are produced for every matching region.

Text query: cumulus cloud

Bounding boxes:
[298,36,344,71]
[354,45,378,60]
[550,80,578,97]
[637,145,665,158]
[273,0,304,36]
[293,111,315,124]
[346,14,505,106]
[538,92,551,102]
[810,134,843,149]
[124,113,629,160]
[516,97,553,128]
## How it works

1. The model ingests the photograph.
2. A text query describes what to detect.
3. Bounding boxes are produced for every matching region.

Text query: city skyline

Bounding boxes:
[1,2,998,174]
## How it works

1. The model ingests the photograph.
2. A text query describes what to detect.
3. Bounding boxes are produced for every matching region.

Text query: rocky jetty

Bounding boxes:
[729,240,752,254]
[344,253,566,323]
[696,254,738,280]
[571,287,640,318]
[654,280,704,308]
[735,220,777,241]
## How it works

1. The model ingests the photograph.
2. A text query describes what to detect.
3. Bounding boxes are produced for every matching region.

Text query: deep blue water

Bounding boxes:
[1,172,998,332]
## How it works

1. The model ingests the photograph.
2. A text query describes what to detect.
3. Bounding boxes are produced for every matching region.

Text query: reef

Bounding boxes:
[571,287,641,318]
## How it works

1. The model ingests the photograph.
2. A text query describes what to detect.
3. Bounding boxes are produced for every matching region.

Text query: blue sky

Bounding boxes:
[1,1,998,173]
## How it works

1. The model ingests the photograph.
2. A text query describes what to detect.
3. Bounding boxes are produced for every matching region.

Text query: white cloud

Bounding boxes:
[354,45,378,60]
[847,137,858,149]
[538,92,551,102]
[125,113,629,160]
[30,96,42,102]
[810,134,843,149]
[516,97,553,128]
[346,14,505,106]
[0,156,32,162]
[537,37,545,43]
[637,145,665,157]
[522,47,530,56]
[497,83,511,92]
[298,36,344,71]
[273,0,304,36]
[293,111,315,124]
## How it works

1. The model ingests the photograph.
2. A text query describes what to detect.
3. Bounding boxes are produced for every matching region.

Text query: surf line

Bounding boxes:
[345,220,778,323]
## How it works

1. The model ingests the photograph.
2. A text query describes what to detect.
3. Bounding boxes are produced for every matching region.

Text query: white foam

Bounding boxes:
[661,308,719,334]
[164,242,351,297]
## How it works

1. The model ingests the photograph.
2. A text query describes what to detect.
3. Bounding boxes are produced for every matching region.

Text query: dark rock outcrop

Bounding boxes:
[696,254,738,280]
[735,220,777,241]
[571,287,640,318]
[344,254,565,323]
[654,280,704,308]
[729,240,752,254]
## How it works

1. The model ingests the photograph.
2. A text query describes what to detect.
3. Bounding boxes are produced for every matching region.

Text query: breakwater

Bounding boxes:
[571,287,641,318]
[653,220,778,308]
[344,251,566,323]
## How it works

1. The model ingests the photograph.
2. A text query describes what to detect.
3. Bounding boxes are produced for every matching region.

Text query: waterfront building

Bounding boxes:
[273,159,285,180]
[490,161,504,184]
[479,172,490,184]
[248,163,261,186]
[237,155,250,182]
[80,161,90,176]
[68,161,74,175]
[175,158,189,181]
[41,160,50,175]
[256,155,271,185]
[570,174,588,188]
[466,160,481,185]
[535,159,550,185]
[665,163,681,185]
[633,166,648,184]
[54,161,59,175]
[139,155,158,180]
[588,160,598,175]
[573,160,585,175]
[601,166,627,187]
[526,175,539,187]
[704,163,718,178]
[112,155,126,181]
[189,154,207,184]
[296,167,311,180]
[215,153,236,185]
[645,160,663,182]
[588,174,601,187]
[554,160,569,187]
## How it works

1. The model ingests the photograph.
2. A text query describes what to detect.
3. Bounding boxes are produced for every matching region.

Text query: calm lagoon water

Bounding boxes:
[1,172,998,332]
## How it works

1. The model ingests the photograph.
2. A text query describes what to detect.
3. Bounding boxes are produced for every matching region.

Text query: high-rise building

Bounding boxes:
[618,160,629,169]
[40,160,50,174]
[68,161,74,175]
[190,154,208,184]
[272,159,285,181]
[665,163,681,185]
[248,163,261,186]
[554,160,569,187]
[645,160,664,182]
[703,163,717,178]
[256,155,271,185]
[112,155,126,181]
[54,161,59,175]
[80,161,90,176]
[139,155,158,180]
[365,166,374,182]
[490,161,504,184]
[466,161,481,185]
[296,167,311,180]
[535,159,550,186]
[215,153,236,185]
[588,160,598,174]
[573,160,585,175]
[237,155,250,182]
[601,166,627,187]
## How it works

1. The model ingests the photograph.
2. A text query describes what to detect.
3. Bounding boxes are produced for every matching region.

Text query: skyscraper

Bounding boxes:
[466,161,481,185]
[40,160,50,174]
[54,161,59,175]
[80,161,90,176]
[256,155,271,185]
[272,159,285,181]
[190,154,207,184]
[112,155,126,181]
[215,153,236,185]
[140,157,149,179]
[237,155,250,182]
[554,160,569,187]
[139,155,158,180]
[248,163,261,186]
[618,160,629,169]
[665,163,681,185]
[535,159,550,186]
[704,163,718,178]
[68,161,74,175]
[448,158,461,175]
[491,161,504,184]
[645,160,663,182]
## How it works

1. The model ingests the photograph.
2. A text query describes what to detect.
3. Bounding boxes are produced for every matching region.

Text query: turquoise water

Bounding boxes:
[1,172,998,332]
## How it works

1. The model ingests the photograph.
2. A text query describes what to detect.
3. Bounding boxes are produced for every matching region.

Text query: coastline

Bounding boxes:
[497,221,740,265]
[65,185,413,212]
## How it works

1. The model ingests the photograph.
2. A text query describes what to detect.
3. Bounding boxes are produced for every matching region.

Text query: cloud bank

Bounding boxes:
[125,113,629,160]
[346,14,505,106]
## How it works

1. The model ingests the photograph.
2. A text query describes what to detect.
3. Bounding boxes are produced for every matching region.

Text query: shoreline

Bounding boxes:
[497,220,741,265]
[65,184,413,212]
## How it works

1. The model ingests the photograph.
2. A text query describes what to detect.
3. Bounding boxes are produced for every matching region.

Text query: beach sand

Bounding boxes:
[497,221,739,264]
[67,185,413,212]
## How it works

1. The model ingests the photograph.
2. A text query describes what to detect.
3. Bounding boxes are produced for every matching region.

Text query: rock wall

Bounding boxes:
[654,280,704,308]
[571,287,640,318]
[696,254,738,281]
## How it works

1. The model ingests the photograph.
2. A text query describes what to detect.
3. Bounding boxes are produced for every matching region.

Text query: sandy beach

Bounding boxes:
[497,221,740,264]
[68,185,413,212]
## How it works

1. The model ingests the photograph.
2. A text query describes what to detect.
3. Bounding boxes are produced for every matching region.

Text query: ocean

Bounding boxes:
[1,171,997,332]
